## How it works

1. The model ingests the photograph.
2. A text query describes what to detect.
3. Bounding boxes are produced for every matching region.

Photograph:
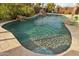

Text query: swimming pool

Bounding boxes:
[2,14,72,55]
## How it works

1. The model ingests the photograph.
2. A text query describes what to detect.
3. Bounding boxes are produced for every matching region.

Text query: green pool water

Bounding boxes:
[2,14,72,55]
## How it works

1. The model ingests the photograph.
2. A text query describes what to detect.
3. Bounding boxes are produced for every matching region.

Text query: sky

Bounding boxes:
[56,3,76,7]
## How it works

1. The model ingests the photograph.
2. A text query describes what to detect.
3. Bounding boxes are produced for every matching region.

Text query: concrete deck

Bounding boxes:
[0,15,79,56]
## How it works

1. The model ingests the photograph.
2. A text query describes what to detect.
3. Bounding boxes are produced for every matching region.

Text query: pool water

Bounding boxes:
[2,14,72,55]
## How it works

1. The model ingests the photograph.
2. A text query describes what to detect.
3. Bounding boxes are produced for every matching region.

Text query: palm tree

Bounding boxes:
[47,3,56,13]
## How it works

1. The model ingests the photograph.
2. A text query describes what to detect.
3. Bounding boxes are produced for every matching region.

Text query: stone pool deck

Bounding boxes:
[0,15,79,56]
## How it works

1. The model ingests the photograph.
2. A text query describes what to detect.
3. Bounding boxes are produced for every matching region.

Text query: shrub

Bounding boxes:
[0,4,11,21]
[17,6,35,17]
[74,16,79,21]
[70,16,79,25]
[8,4,17,19]
[0,4,17,21]
[0,4,35,21]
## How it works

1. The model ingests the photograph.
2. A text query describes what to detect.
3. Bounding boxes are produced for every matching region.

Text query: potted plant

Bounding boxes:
[70,16,79,26]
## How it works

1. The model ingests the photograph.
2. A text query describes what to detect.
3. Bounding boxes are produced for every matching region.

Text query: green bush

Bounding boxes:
[0,4,35,21]
[0,4,11,21]
[70,16,79,25]
[8,4,17,19]
[0,4,17,21]
[17,6,35,17]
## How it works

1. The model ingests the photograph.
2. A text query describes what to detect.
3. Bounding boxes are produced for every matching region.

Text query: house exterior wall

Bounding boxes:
[56,7,74,14]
